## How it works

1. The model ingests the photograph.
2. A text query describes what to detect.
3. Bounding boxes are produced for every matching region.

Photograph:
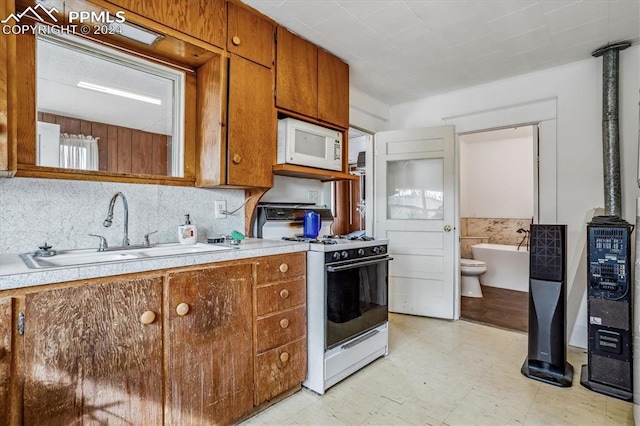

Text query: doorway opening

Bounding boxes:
[458,125,537,332]
[332,127,374,236]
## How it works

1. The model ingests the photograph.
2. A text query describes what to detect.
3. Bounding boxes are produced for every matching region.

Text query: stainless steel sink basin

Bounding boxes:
[21,243,232,269]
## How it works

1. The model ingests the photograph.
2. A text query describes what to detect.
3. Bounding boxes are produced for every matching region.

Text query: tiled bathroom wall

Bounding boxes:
[460,217,533,258]
[0,177,246,254]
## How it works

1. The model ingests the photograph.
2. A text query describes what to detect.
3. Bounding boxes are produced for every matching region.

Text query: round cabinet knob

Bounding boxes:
[232,154,242,164]
[279,263,289,273]
[279,318,290,329]
[176,303,190,316]
[279,289,290,299]
[140,310,156,325]
[231,35,241,46]
[279,352,290,363]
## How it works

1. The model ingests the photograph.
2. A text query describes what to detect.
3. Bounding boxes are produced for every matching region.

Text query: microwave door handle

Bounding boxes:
[326,257,393,272]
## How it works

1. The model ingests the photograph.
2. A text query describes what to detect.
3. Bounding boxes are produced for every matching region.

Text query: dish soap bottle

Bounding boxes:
[178,214,197,245]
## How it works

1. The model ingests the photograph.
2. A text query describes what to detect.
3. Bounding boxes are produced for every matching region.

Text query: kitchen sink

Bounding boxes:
[21,243,232,269]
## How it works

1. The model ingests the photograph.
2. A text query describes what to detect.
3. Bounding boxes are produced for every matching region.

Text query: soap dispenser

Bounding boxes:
[178,214,197,245]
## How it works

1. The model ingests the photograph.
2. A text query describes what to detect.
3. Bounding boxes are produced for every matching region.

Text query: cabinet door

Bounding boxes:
[0,0,15,175]
[276,27,318,118]
[0,297,12,426]
[227,2,275,68]
[108,0,225,48]
[23,277,163,425]
[227,54,275,187]
[167,263,254,425]
[318,49,350,129]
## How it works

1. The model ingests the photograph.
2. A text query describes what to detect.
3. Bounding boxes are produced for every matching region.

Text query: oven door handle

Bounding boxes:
[326,256,393,272]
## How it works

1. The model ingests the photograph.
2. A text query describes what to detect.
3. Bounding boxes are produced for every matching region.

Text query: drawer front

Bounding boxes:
[256,306,305,353]
[256,278,305,316]
[255,337,307,405]
[255,253,306,284]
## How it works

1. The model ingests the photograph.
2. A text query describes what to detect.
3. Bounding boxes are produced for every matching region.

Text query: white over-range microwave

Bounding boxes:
[277,118,343,171]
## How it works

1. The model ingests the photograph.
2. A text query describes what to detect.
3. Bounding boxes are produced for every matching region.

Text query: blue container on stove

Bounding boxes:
[303,210,321,239]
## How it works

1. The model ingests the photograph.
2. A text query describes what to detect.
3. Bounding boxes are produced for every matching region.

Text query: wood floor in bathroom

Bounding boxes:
[461,286,528,332]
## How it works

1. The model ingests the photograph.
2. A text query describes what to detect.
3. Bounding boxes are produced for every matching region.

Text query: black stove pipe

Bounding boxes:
[592,41,631,217]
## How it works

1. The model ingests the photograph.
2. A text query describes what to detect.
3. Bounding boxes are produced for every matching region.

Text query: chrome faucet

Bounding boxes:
[103,192,130,247]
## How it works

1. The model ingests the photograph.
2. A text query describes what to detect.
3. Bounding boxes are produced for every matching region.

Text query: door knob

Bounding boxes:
[140,310,156,325]
[444,225,453,232]
[176,303,190,316]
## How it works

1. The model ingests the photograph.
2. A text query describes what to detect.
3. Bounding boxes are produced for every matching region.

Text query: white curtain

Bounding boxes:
[59,133,99,171]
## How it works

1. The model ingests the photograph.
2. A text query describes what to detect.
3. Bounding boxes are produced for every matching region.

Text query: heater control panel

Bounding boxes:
[587,224,632,301]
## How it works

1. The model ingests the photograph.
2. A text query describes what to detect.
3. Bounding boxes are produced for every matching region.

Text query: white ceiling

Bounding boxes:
[243,0,640,106]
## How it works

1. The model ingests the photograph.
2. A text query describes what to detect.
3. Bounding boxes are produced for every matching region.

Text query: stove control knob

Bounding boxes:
[332,252,341,261]
[378,246,386,254]
[357,248,366,256]
[341,251,349,260]
[373,246,380,254]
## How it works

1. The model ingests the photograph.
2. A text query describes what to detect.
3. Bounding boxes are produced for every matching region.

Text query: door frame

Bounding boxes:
[445,98,558,318]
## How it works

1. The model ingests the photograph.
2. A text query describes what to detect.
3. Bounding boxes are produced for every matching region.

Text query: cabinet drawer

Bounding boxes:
[255,337,306,405]
[256,306,305,353]
[255,253,306,284]
[256,278,305,316]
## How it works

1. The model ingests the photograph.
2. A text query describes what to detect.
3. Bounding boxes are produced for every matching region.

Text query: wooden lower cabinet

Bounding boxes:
[3,254,308,424]
[23,276,164,425]
[0,297,12,426]
[255,337,306,404]
[253,252,307,406]
[166,263,254,425]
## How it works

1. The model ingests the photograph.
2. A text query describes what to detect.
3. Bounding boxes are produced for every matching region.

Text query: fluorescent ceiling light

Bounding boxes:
[77,81,162,105]
[109,21,163,46]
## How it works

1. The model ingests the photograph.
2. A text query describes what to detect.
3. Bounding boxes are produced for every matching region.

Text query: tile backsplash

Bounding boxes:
[0,177,245,254]
[460,217,533,258]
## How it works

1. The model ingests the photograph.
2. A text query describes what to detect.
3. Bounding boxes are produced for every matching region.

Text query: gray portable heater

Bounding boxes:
[580,217,633,401]
[521,224,574,387]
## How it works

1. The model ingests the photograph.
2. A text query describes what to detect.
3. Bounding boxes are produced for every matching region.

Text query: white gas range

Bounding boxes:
[255,204,391,394]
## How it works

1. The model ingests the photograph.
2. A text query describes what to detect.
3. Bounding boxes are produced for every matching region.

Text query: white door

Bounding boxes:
[375,126,456,319]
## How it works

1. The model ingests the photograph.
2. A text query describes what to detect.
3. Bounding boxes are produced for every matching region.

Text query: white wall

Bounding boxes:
[460,128,534,218]
[389,46,640,348]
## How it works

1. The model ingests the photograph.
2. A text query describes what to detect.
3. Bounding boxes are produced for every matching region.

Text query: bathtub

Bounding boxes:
[470,243,529,292]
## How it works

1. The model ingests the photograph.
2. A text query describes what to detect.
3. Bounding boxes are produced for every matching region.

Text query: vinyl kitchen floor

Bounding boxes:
[241,313,634,426]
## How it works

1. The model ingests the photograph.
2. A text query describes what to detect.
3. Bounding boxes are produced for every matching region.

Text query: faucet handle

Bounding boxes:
[143,230,158,246]
[89,234,108,252]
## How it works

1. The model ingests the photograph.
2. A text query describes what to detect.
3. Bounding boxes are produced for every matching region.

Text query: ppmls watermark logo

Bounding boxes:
[2,4,125,36]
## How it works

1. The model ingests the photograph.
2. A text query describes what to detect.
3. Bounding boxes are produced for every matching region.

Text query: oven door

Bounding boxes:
[325,255,391,349]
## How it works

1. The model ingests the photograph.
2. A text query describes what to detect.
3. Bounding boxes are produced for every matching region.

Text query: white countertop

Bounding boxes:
[0,238,309,291]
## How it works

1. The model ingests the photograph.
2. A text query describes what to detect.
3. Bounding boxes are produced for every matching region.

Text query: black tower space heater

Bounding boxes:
[521,224,574,387]
[580,217,633,401]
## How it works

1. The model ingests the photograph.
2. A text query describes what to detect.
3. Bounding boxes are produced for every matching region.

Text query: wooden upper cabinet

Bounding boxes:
[166,263,254,425]
[22,276,164,425]
[318,49,350,129]
[227,1,275,68]
[276,26,318,119]
[0,0,16,177]
[227,54,276,187]
[275,26,349,129]
[107,0,226,48]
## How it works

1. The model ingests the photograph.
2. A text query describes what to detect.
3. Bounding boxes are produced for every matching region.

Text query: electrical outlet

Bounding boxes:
[215,200,227,219]
[308,190,318,204]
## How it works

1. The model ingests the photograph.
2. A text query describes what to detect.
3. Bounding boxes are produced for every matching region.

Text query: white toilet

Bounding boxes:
[460,259,487,298]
